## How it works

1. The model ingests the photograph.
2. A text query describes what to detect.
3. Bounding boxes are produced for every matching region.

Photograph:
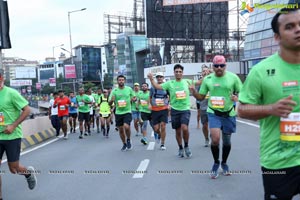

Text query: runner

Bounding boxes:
[238,8,300,200]
[68,91,78,133]
[76,87,92,139]
[54,90,71,139]
[191,55,242,179]
[137,83,151,145]
[148,64,193,158]
[94,88,103,133]
[109,75,134,151]
[86,88,95,135]
[99,89,111,138]
[0,69,37,195]
[48,91,61,137]
[149,72,169,150]
[131,83,142,136]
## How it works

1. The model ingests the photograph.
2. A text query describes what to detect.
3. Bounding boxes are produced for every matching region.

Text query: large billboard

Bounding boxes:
[15,67,36,79]
[163,0,234,6]
[146,0,229,40]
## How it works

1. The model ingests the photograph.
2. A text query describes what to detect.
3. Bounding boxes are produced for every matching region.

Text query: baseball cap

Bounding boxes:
[212,55,226,64]
[134,82,140,86]
[155,72,164,77]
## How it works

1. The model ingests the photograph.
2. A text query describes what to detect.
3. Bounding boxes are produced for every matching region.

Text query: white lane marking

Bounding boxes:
[133,159,150,179]
[147,142,155,150]
[151,131,154,138]
[237,119,259,128]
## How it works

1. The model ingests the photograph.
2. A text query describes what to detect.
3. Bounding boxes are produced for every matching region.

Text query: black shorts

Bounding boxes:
[170,109,190,129]
[262,166,300,200]
[0,138,21,162]
[196,102,200,110]
[115,113,132,127]
[78,112,90,122]
[141,112,152,121]
[69,113,78,118]
[151,109,168,126]
[200,110,208,125]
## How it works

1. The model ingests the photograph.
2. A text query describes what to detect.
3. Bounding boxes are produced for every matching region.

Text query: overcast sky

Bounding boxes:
[3,0,133,61]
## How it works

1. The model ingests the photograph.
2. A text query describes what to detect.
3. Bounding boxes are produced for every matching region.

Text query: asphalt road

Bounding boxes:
[1,111,300,200]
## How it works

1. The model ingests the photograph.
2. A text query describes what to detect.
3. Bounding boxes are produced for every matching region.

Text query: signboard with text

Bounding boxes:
[64,65,76,79]
[10,79,32,87]
[49,78,56,87]
[36,82,41,90]
[163,0,234,6]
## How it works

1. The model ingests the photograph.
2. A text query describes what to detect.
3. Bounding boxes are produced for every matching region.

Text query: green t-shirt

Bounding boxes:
[76,94,91,113]
[0,86,28,140]
[131,90,142,112]
[239,53,300,169]
[93,93,102,110]
[161,79,192,111]
[199,71,242,116]
[138,91,151,114]
[109,86,134,115]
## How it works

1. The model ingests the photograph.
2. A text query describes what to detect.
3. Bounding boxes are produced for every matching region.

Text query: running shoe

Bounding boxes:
[26,166,37,190]
[210,163,220,179]
[160,144,166,150]
[221,163,231,176]
[205,139,210,147]
[126,139,132,150]
[121,144,127,151]
[184,147,192,158]
[178,149,184,158]
[140,137,148,145]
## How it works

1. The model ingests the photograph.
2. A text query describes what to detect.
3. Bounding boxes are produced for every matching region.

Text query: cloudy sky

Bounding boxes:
[3,0,133,61]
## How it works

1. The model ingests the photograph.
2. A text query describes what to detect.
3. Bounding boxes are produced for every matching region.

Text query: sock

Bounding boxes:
[184,142,188,148]
[106,126,110,135]
[211,144,220,164]
[222,145,231,164]
[179,145,183,150]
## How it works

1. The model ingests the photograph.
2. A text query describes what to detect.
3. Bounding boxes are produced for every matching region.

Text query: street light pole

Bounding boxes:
[68,8,86,93]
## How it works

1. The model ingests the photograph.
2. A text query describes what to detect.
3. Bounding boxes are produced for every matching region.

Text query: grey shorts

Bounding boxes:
[170,109,190,129]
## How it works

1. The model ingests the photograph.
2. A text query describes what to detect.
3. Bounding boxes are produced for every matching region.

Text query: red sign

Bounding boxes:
[49,78,56,87]
[65,65,76,79]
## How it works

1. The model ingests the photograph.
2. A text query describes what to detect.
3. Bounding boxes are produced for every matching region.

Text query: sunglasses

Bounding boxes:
[156,76,163,78]
[213,64,226,68]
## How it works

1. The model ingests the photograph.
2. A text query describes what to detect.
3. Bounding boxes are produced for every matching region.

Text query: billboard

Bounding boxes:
[163,0,234,6]
[36,82,41,90]
[146,0,229,39]
[10,79,32,87]
[64,65,76,79]
[15,67,36,79]
[49,78,56,87]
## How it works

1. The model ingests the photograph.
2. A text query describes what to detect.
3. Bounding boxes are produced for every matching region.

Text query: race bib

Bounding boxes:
[118,100,127,108]
[0,112,4,126]
[59,105,66,110]
[78,102,84,107]
[102,113,109,117]
[155,98,164,106]
[210,96,225,109]
[175,91,186,100]
[280,112,300,141]
[140,100,148,107]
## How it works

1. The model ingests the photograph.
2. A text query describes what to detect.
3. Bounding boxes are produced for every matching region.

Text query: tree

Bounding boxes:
[83,82,96,91]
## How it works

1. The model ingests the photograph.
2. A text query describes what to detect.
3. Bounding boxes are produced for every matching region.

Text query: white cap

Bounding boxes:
[155,72,164,77]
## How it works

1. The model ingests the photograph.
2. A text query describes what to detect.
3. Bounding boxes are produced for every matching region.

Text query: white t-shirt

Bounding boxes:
[89,95,95,115]
[49,99,58,116]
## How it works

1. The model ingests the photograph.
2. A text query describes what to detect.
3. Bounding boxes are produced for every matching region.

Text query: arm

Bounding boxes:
[4,105,31,134]
[238,95,296,120]
[147,73,163,90]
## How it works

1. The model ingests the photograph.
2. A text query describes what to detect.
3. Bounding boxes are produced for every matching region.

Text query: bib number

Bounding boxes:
[118,100,127,108]
[140,100,148,107]
[0,112,4,126]
[280,113,300,141]
[175,91,186,100]
[210,96,225,109]
[78,102,84,107]
[155,98,164,106]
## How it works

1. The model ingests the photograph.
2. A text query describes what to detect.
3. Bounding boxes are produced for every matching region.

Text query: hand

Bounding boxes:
[188,81,196,94]
[147,73,154,80]
[270,95,297,118]
[3,124,17,134]
[231,94,238,102]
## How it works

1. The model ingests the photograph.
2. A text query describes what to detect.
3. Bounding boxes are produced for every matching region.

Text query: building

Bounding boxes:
[3,57,38,80]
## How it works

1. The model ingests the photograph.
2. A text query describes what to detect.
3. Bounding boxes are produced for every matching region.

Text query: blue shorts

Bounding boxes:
[132,111,140,120]
[171,109,190,129]
[207,112,236,133]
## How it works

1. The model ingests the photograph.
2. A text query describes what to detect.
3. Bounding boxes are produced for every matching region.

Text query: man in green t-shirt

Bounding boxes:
[191,55,242,179]
[136,83,151,145]
[0,69,37,197]
[76,87,92,139]
[148,64,193,158]
[109,75,134,151]
[131,83,142,136]
[238,8,300,200]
